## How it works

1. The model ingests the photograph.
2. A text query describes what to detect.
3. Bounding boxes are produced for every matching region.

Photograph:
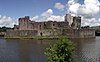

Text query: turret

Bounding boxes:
[71,16,81,29]
[64,14,73,27]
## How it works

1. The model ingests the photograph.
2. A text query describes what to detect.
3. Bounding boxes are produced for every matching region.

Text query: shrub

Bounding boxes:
[45,37,75,62]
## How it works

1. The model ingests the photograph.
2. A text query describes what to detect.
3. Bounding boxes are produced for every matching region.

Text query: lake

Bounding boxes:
[0,37,100,62]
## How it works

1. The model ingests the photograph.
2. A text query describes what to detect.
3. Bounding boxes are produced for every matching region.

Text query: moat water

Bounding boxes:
[0,37,100,62]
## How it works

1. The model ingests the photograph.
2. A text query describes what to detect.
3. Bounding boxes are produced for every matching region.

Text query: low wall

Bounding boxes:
[79,29,95,38]
[5,29,62,38]
[5,30,38,38]
[5,28,95,38]
[62,29,95,38]
[38,29,62,36]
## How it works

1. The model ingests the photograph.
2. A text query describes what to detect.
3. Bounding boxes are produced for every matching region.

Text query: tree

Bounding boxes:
[45,37,75,62]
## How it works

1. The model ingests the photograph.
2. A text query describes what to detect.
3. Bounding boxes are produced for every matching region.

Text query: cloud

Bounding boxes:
[81,18,100,26]
[31,7,99,27]
[54,3,65,10]
[24,0,100,26]
[46,15,64,21]
[30,16,39,21]
[67,0,80,13]
[0,0,100,27]
[41,9,53,17]
[41,9,64,21]
[67,0,100,26]
[31,9,64,22]
[0,15,17,27]
[67,0,100,18]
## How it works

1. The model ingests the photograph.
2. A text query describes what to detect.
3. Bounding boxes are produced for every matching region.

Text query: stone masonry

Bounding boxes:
[5,14,95,38]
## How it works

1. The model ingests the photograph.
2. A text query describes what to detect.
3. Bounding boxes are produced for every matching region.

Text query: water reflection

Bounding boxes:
[0,39,52,62]
[0,39,20,62]
[71,38,97,62]
[0,37,99,62]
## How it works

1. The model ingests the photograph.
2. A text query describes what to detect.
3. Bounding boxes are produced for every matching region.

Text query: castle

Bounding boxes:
[14,14,81,30]
[5,14,95,38]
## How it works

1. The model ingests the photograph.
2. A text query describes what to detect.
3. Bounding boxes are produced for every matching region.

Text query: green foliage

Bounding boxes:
[0,26,13,32]
[45,37,75,62]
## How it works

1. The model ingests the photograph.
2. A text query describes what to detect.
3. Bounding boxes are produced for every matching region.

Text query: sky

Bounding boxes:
[0,0,68,18]
[0,0,100,27]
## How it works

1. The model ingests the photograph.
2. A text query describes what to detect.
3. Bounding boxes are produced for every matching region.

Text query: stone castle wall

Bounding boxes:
[14,14,80,30]
[5,14,95,38]
[5,30,38,38]
[62,29,95,38]
[5,29,62,37]
[5,28,95,38]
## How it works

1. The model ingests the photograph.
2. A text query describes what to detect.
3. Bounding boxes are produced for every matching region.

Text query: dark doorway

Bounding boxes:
[40,32,43,36]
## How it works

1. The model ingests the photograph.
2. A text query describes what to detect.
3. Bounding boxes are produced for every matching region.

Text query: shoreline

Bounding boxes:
[4,36,60,40]
[3,36,96,40]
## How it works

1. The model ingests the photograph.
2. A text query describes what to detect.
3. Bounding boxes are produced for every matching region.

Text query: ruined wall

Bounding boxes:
[19,16,33,30]
[15,15,71,31]
[5,28,95,38]
[14,25,19,30]
[79,29,95,38]
[71,17,81,29]
[8,14,95,38]
[62,29,95,38]
[65,14,73,27]
[5,28,62,37]
[37,29,62,36]
[32,21,70,30]
[5,30,38,37]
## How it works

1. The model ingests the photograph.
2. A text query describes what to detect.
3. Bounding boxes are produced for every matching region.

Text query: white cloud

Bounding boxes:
[31,9,64,22]
[67,0,100,18]
[68,3,80,14]
[67,0,80,13]
[30,16,39,21]
[81,18,100,26]
[41,9,53,17]
[0,16,17,27]
[46,15,64,21]
[27,0,100,26]
[67,0,100,26]
[0,0,100,27]
[54,3,65,10]
[41,9,64,21]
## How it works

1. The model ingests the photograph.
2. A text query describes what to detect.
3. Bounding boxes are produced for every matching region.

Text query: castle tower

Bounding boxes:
[19,16,32,30]
[71,16,81,29]
[64,14,73,27]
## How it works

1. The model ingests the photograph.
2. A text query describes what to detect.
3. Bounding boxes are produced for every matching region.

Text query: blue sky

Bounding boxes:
[0,0,100,27]
[0,0,69,19]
